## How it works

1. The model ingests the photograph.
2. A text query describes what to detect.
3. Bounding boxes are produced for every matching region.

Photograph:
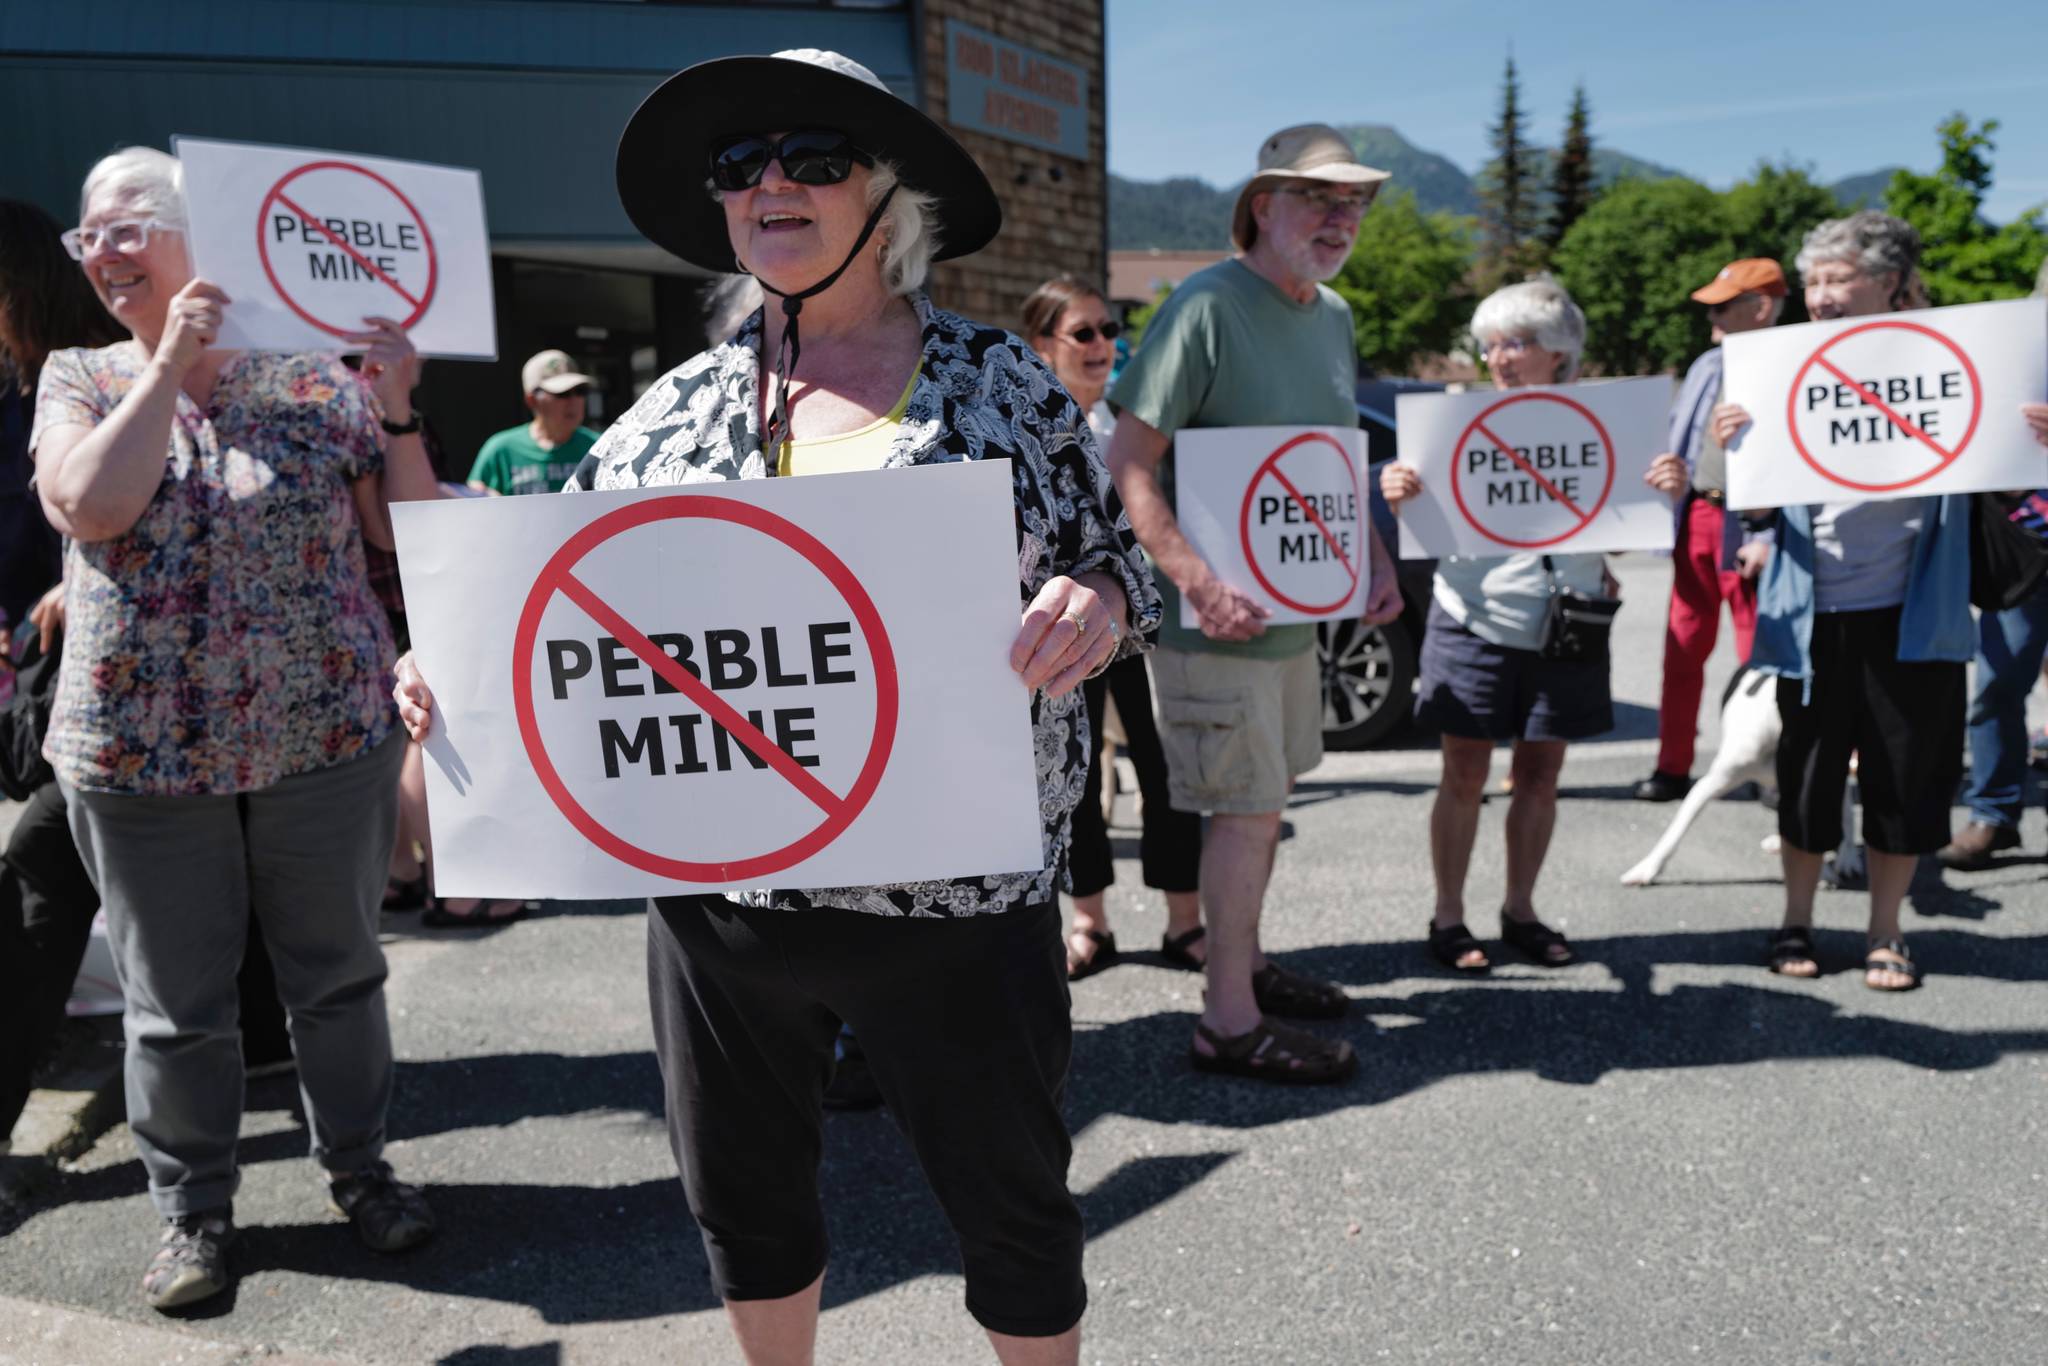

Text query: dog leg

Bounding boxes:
[1622,678,1782,887]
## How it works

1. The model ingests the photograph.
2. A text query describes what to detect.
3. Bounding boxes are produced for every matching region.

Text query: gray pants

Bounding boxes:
[61,730,404,1217]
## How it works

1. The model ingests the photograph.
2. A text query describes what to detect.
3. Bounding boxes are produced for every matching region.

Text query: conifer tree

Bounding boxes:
[1546,84,1596,251]
[1477,54,1537,284]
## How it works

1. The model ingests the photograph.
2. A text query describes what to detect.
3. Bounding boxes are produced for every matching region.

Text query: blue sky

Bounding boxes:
[1106,0,2048,222]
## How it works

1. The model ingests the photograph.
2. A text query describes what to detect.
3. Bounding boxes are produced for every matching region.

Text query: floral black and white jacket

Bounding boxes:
[568,291,1161,918]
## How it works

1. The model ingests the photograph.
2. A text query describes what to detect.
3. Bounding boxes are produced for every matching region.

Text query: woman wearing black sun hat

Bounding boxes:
[395,47,1158,1364]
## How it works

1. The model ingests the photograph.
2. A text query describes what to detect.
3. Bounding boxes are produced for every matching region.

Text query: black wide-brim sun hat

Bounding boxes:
[616,50,1003,276]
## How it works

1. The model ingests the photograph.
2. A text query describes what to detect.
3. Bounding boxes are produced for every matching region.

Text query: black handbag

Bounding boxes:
[0,623,60,801]
[1536,555,1621,663]
[1968,491,2048,612]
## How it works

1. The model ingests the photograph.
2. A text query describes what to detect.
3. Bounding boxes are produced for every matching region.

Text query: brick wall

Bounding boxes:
[918,0,1106,333]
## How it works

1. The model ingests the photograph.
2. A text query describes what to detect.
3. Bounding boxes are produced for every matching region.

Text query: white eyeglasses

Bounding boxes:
[60,218,181,261]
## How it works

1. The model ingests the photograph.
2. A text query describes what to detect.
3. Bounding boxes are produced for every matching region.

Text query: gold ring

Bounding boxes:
[1062,611,1089,633]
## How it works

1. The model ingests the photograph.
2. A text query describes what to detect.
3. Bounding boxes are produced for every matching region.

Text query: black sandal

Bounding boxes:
[1066,928,1119,981]
[1251,962,1349,1019]
[1159,925,1207,972]
[381,873,429,914]
[1767,925,1819,977]
[1500,914,1575,967]
[1426,921,1491,973]
[1190,1017,1356,1085]
[1863,938,1922,992]
[420,898,529,929]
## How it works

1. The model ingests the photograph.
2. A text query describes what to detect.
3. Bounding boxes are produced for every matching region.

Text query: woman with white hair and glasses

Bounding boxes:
[1382,278,1686,973]
[395,50,1156,1363]
[30,147,443,1310]
[1715,211,2048,990]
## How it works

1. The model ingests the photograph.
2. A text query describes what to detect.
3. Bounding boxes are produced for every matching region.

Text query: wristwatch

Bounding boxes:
[380,412,422,436]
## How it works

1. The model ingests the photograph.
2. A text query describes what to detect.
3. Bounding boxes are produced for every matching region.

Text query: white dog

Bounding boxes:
[1621,667,1865,888]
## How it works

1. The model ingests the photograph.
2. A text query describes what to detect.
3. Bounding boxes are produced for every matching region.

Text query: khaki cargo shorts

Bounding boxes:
[1149,645,1323,816]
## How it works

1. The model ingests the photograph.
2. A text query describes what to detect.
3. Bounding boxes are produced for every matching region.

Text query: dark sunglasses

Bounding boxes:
[709,130,874,191]
[1061,322,1121,345]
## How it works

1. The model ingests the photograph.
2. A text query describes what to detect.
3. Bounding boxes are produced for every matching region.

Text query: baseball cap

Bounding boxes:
[1231,124,1391,252]
[522,349,595,395]
[1691,259,1788,305]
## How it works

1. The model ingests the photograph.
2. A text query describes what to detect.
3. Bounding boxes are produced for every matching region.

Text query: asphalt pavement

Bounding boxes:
[3,553,2046,1365]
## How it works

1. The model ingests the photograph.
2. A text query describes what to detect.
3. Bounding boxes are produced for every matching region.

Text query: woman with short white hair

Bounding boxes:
[1716,210,2048,989]
[1383,278,1685,973]
[32,145,443,1309]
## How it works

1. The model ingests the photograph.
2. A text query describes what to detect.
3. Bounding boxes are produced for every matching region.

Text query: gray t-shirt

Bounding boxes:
[1811,499,1921,612]
[1433,551,1608,651]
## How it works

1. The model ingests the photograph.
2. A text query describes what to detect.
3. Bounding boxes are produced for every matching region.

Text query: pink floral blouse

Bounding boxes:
[31,346,396,795]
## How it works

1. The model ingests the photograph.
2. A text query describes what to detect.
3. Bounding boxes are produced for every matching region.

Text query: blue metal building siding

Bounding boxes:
[1,1,917,252]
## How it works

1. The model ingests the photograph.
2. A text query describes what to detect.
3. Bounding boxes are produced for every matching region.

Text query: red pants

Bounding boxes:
[1656,496,1758,775]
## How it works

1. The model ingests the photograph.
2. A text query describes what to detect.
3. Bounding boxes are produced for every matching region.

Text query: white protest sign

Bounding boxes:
[1173,425,1371,627]
[175,136,496,359]
[1392,377,1676,558]
[1723,298,2048,509]
[391,461,1043,898]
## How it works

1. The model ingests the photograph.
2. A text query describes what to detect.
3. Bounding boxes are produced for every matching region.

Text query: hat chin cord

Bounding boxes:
[756,183,900,452]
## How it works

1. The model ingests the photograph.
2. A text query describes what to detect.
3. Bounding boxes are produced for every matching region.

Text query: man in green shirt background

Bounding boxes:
[1107,123,1402,1086]
[466,349,600,496]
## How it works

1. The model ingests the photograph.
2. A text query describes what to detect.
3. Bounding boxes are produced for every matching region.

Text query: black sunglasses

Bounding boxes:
[1062,322,1121,345]
[709,130,874,191]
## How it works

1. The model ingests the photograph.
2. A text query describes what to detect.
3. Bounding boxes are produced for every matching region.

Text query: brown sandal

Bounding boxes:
[1190,1017,1356,1085]
[1251,962,1350,1019]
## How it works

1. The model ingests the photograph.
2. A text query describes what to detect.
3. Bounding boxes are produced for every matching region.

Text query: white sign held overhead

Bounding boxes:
[1172,426,1372,628]
[391,461,1044,900]
[1393,378,1676,558]
[175,136,496,359]
[1722,298,2048,508]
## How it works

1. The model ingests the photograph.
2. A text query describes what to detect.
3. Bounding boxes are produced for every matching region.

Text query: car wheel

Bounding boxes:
[1318,617,1418,750]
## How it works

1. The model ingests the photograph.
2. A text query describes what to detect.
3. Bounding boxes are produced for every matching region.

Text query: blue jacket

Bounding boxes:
[1749,494,1975,691]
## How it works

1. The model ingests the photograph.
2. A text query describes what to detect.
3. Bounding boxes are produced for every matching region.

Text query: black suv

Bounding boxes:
[1315,376,1444,749]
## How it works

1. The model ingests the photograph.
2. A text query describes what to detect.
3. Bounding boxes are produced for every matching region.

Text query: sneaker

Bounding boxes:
[143,1209,236,1311]
[327,1161,436,1252]
[1935,820,2022,871]
[1632,770,1693,802]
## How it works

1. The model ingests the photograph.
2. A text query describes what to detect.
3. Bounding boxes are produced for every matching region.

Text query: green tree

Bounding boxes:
[1476,54,1539,286]
[1550,177,1735,375]
[1121,282,1172,351]
[1544,84,1596,252]
[1885,114,2048,304]
[1721,160,1840,324]
[1330,190,1476,376]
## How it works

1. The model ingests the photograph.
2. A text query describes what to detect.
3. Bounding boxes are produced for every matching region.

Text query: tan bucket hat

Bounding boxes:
[1231,123,1391,251]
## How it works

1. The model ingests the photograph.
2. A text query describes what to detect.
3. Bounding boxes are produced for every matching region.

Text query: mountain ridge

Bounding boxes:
[1110,124,1893,250]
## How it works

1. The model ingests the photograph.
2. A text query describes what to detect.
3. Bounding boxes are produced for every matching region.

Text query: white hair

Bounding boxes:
[1795,210,1925,309]
[866,158,940,296]
[80,146,186,228]
[708,154,940,298]
[1471,276,1586,379]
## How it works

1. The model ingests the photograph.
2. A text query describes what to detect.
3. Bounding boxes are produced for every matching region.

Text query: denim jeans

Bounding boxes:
[1964,587,2048,828]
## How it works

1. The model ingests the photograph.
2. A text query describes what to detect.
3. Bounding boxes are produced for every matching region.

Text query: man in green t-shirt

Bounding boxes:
[1107,123,1401,1087]
[466,349,601,496]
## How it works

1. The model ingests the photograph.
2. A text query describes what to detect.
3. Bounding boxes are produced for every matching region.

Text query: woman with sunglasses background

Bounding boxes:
[1023,275,1204,982]
[395,49,1157,1364]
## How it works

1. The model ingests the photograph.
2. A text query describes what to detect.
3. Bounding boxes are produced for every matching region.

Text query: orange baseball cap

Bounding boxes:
[1691,258,1788,304]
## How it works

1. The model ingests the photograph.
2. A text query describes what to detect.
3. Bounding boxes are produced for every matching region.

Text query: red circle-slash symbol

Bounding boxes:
[1784,321,1982,493]
[511,495,899,884]
[255,161,438,338]
[1448,392,1617,550]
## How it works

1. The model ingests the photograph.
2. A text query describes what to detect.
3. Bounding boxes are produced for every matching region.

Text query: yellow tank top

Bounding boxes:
[776,364,920,478]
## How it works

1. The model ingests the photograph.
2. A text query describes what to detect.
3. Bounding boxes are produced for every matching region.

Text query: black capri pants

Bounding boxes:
[1776,606,1965,856]
[646,895,1085,1338]
[1068,653,1201,897]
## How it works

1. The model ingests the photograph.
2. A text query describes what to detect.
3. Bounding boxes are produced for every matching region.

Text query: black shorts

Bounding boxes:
[1775,606,1965,856]
[1415,602,1614,743]
[645,896,1085,1338]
